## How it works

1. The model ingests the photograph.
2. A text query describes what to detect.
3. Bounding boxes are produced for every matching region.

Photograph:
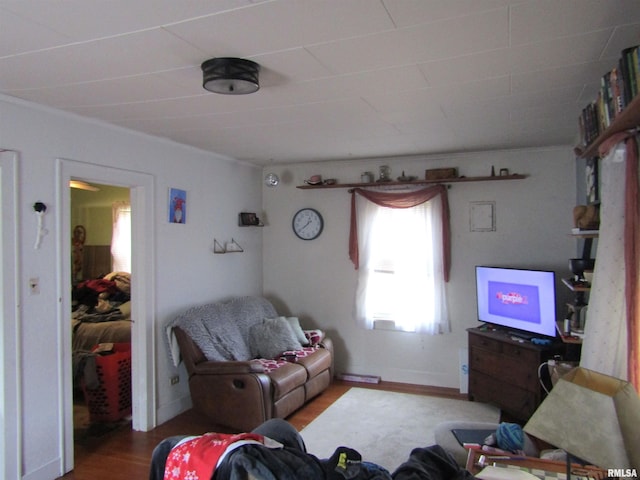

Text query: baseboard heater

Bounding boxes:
[336,373,381,384]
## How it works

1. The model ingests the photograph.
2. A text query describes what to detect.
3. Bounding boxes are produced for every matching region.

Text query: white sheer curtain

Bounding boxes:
[111,201,131,273]
[354,194,449,334]
[580,144,628,379]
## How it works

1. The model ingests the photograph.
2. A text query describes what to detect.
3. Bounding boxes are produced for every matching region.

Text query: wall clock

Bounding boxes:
[292,208,324,240]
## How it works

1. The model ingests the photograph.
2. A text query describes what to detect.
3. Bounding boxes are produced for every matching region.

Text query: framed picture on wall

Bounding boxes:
[585,157,599,204]
[169,188,186,223]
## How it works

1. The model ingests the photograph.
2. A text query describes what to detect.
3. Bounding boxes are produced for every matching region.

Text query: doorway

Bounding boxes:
[70,182,131,444]
[57,158,156,475]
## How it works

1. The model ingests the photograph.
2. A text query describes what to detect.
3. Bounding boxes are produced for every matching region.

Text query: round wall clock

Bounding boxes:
[292,208,324,240]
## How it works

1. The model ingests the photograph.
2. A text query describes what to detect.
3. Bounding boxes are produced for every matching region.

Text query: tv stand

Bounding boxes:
[467,327,565,421]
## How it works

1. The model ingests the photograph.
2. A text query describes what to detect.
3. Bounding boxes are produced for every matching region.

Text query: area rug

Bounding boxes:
[299,387,499,471]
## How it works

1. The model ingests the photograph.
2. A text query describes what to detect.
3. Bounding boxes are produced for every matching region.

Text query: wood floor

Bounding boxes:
[60,380,464,480]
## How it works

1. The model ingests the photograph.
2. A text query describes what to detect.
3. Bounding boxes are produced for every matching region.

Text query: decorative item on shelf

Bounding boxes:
[524,367,640,475]
[323,178,337,185]
[425,167,458,180]
[377,165,391,182]
[569,258,595,279]
[201,57,260,95]
[360,172,374,183]
[304,174,322,185]
[585,157,599,203]
[264,172,280,187]
[297,173,527,190]
[573,204,600,231]
[499,168,509,176]
[239,212,263,226]
[397,171,417,182]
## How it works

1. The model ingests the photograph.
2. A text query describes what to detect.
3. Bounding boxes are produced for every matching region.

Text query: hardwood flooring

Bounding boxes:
[60,381,464,480]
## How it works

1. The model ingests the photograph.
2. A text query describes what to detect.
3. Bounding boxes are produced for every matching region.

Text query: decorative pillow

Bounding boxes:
[285,317,309,346]
[249,317,303,359]
[304,329,325,346]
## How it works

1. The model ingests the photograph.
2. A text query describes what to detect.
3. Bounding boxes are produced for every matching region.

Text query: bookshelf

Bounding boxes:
[575,94,640,158]
[574,45,640,159]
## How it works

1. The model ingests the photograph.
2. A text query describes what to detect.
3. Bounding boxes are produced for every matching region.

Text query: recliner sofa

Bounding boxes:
[169,296,333,431]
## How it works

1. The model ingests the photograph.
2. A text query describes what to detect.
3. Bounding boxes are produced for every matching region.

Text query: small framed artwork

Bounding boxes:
[169,188,186,223]
[470,201,496,232]
[585,158,599,204]
[239,212,260,226]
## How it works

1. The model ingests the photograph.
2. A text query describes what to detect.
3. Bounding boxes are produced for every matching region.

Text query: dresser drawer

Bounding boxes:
[469,349,538,392]
[468,333,503,353]
[502,343,538,364]
[469,370,538,420]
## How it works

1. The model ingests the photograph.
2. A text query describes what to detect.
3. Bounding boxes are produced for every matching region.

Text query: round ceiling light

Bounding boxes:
[201,57,260,95]
[264,173,280,187]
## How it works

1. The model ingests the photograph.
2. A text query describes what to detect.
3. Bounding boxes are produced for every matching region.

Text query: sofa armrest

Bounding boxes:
[319,337,334,379]
[191,360,264,375]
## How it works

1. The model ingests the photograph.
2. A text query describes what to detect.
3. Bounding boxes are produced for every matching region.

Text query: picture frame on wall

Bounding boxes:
[585,157,599,204]
[169,188,186,223]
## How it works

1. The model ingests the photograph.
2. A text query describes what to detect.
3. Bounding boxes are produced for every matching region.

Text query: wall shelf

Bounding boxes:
[213,238,244,254]
[562,277,591,293]
[296,174,527,190]
[569,230,599,238]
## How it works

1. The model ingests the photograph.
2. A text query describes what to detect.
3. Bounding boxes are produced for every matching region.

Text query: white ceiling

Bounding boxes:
[1,0,639,166]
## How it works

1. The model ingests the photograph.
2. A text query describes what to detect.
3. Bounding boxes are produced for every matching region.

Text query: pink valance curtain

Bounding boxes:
[599,132,639,390]
[349,185,451,282]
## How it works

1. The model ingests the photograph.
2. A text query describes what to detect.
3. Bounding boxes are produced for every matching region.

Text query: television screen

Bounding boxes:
[475,266,557,338]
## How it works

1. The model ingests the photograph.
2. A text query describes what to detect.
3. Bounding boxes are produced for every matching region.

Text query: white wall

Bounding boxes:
[0,95,263,480]
[262,148,576,388]
[0,91,579,479]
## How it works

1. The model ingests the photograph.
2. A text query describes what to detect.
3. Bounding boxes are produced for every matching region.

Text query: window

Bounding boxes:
[111,201,131,272]
[350,187,450,334]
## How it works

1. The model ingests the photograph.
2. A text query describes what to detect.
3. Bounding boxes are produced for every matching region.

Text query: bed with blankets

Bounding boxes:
[72,271,132,352]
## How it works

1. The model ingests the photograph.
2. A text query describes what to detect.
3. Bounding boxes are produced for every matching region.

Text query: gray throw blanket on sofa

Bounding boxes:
[168,296,278,364]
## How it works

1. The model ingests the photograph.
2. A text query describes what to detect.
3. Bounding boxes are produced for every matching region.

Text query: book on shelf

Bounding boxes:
[577,45,639,148]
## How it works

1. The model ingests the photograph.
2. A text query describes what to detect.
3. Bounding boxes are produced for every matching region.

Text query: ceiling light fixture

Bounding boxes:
[69,180,100,191]
[201,57,260,95]
[264,172,279,187]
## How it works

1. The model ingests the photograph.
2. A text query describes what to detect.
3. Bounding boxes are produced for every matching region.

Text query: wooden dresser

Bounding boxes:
[467,327,564,421]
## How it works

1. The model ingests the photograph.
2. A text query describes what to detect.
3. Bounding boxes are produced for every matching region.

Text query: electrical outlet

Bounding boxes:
[170,375,179,385]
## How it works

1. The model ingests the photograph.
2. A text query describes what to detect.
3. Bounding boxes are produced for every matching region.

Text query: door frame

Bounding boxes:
[56,158,156,473]
[1,150,21,480]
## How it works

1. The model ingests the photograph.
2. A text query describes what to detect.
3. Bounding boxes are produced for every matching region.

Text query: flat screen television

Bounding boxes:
[475,266,557,338]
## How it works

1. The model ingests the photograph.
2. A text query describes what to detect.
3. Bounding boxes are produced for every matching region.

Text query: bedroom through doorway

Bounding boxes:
[69,182,132,451]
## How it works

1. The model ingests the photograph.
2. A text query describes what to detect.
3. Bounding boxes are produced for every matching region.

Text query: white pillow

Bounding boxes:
[285,317,309,346]
[249,317,303,359]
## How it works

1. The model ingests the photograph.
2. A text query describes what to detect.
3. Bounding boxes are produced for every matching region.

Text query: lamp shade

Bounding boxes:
[524,367,640,469]
[201,57,260,95]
